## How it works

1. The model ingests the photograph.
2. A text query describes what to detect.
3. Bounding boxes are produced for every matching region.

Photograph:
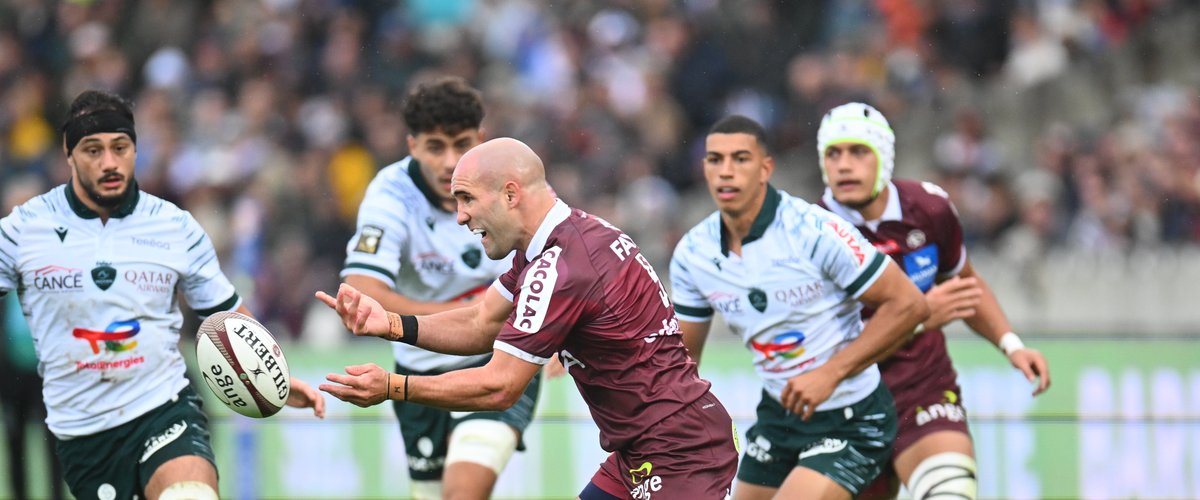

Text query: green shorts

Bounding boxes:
[392,361,542,480]
[737,381,897,495]
[56,385,216,500]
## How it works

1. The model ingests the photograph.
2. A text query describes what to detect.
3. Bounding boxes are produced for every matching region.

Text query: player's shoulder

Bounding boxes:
[776,190,837,234]
[893,179,957,221]
[360,158,424,212]
[2,184,71,229]
[675,210,723,257]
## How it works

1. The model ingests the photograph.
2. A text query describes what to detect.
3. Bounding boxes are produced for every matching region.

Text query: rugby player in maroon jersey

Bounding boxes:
[317,138,739,499]
[815,102,1051,499]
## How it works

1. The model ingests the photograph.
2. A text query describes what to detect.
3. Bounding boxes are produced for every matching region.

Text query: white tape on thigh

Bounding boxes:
[410,479,443,500]
[157,481,219,500]
[907,452,977,500]
[445,419,519,475]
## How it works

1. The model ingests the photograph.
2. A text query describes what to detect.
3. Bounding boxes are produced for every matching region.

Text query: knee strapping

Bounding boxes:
[157,481,218,500]
[907,452,977,500]
[445,419,518,475]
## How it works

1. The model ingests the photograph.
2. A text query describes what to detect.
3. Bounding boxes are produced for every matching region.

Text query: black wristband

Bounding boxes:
[399,315,419,345]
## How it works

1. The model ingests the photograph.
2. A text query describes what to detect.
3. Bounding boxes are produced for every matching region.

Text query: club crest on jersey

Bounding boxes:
[748,287,768,313]
[461,248,482,269]
[91,262,116,291]
[354,225,384,254]
[906,229,927,248]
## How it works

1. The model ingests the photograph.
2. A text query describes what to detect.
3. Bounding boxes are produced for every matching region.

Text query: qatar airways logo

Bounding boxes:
[515,246,561,333]
[123,269,177,294]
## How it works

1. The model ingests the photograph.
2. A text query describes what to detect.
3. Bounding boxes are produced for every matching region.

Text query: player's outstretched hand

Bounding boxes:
[320,363,389,408]
[1008,348,1051,396]
[922,276,982,331]
[286,377,327,419]
[780,366,840,421]
[315,283,390,338]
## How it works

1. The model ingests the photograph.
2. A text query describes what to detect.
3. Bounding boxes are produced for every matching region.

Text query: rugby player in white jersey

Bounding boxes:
[340,77,542,500]
[669,115,930,500]
[0,90,325,500]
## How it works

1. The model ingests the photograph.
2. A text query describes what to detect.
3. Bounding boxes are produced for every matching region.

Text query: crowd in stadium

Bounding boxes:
[1,0,1198,339]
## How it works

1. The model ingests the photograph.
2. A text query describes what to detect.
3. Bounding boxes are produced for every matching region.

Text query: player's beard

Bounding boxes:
[81,172,133,209]
[838,191,878,210]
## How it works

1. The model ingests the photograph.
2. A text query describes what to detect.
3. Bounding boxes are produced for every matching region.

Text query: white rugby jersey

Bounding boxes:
[670,186,888,410]
[0,183,240,438]
[341,157,512,372]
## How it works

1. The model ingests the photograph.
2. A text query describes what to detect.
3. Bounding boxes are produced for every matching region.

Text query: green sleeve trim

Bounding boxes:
[674,303,714,318]
[343,262,397,281]
[194,293,240,317]
[845,252,886,298]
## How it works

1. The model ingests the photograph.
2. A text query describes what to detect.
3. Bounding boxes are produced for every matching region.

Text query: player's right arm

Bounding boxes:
[344,274,480,315]
[315,282,512,356]
[0,214,19,298]
[669,237,714,365]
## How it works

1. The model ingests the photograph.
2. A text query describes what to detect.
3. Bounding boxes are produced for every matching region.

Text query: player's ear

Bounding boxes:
[502,181,518,206]
[762,155,775,180]
[406,134,417,151]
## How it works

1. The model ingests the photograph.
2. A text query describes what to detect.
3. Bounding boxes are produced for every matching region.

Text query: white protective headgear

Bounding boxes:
[816,102,896,198]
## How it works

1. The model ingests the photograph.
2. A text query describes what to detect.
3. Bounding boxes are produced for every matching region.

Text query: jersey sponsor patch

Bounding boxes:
[903,244,939,292]
[825,219,867,265]
[353,225,384,254]
[514,246,561,333]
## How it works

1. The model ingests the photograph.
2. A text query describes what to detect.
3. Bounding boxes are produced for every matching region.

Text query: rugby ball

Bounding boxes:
[195,311,291,418]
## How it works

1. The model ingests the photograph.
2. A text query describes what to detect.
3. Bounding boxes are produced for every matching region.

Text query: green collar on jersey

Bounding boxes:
[407,158,451,213]
[65,178,140,219]
[720,183,780,256]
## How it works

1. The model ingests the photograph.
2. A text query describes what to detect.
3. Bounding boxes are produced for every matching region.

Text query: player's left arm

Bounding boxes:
[232,304,327,418]
[782,260,929,419]
[957,260,1051,395]
[320,349,542,411]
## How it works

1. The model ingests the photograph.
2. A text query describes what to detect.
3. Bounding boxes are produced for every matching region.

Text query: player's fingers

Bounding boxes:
[314,291,337,309]
[800,396,815,421]
[325,372,359,386]
[1015,360,1036,385]
[354,303,371,334]
[311,392,326,419]
[1033,357,1051,395]
[317,383,349,402]
[345,363,376,376]
[951,307,977,320]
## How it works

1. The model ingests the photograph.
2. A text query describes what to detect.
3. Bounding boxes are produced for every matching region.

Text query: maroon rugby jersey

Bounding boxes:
[493,201,712,452]
[820,179,966,393]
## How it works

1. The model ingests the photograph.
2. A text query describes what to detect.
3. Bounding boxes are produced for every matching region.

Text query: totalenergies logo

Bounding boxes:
[750,331,806,360]
[73,319,140,354]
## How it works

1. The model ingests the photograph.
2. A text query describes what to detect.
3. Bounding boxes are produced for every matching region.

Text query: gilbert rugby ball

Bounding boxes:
[196,311,291,418]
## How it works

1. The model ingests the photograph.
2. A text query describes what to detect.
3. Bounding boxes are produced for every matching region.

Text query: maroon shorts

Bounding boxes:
[589,391,738,499]
[861,377,970,496]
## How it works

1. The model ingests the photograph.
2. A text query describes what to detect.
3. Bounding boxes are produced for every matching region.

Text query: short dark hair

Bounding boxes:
[62,90,135,130]
[401,76,485,136]
[708,115,769,153]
